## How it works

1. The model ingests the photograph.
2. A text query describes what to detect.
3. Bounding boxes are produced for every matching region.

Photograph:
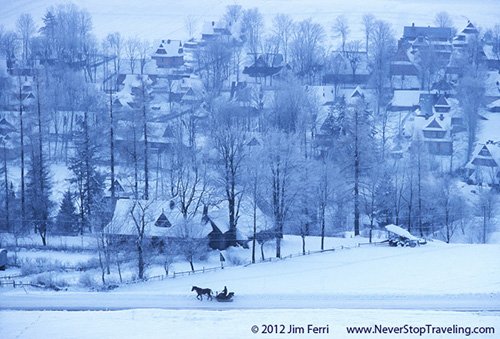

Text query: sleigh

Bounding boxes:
[215,291,234,302]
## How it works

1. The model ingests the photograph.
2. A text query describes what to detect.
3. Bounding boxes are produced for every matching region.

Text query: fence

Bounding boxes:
[0,242,371,288]
[134,243,364,283]
[0,280,41,289]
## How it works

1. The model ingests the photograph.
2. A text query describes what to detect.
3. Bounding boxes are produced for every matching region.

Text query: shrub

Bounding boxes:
[31,272,69,290]
[79,272,96,289]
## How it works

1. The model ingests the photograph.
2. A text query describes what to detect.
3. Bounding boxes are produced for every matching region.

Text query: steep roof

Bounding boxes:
[435,95,450,107]
[466,142,500,169]
[153,39,183,58]
[104,199,211,238]
[424,118,444,130]
[0,118,16,135]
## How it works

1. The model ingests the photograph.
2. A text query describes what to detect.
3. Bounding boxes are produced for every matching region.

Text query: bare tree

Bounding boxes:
[194,37,231,95]
[332,15,349,54]
[129,199,154,279]
[345,40,363,82]
[272,14,294,63]
[106,32,122,84]
[211,103,247,246]
[138,39,151,75]
[263,131,298,258]
[184,15,198,39]
[241,8,264,62]
[458,72,485,161]
[290,19,325,82]
[223,4,243,25]
[434,11,454,28]
[168,143,207,219]
[362,14,375,53]
[177,218,209,272]
[369,20,396,116]
[16,13,36,64]
[125,38,139,74]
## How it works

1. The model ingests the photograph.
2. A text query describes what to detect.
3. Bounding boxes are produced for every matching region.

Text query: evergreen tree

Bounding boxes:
[26,149,52,245]
[69,112,104,234]
[55,189,79,235]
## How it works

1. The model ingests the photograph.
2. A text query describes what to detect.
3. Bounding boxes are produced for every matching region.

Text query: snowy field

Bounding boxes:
[2,241,500,337]
[1,309,499,339]
[2,0,500,42]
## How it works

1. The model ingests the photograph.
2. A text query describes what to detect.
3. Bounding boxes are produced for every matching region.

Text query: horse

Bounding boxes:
[191,286,213,301]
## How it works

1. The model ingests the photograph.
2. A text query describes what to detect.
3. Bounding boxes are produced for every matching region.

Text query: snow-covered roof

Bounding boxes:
[152,39,183,58]
[466,142,500,169]
[390,90,422,108]
[403,26,453,41]
[115,120,177,145]
[488,98,500,110]
[104,199,211,238]
[204,198,271,239]
[385,224,420,241]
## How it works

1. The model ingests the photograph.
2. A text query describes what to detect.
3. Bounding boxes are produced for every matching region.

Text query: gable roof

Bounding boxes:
[424,118,444,130]
[153,39,183,58]
[435,95,450,107]
[104,199,211,238]
[431,79,453,92]
[466,142,500,169]
[0,118,16,135]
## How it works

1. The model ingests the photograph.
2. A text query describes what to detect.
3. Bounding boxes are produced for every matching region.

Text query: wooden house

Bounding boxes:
[465,141,500,186]
[152,39,184,68]
[390,48,420,89]
[421,115,453,155]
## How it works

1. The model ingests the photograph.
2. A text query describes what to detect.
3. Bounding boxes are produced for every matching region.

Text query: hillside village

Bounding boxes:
[0,3,499,284]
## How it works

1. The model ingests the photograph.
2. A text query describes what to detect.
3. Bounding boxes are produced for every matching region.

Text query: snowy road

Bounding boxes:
[1,292,499,312]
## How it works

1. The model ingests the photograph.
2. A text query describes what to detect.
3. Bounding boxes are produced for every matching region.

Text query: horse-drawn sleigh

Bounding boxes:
[192,285,234,302]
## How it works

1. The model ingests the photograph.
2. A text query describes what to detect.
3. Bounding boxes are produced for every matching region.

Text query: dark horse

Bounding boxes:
[191,286,213,301]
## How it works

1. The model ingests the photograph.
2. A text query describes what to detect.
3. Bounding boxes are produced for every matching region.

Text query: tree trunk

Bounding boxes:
[354,109,360,236]
[19,80,26,234]
[142,81,149,200]
[3,144,9,232]
[137,242,145,279]
[109,90,115,201]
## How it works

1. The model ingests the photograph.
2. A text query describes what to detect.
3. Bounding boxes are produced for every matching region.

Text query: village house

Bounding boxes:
[151,39,184,69]
[453,21,479,49]
[242,54,285,85]
[465,141,500,186]
[0,116,19,159]
[390,48,420,90]
[403,24,454,44]
[104,197,271,251]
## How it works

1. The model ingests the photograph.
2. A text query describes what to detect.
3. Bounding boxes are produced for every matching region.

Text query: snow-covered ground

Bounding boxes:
[2,238,500,337]
[1,0,499,42]
[1,309,499,339]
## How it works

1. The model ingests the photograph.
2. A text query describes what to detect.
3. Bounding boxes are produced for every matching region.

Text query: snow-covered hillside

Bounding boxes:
[2,0,499,41]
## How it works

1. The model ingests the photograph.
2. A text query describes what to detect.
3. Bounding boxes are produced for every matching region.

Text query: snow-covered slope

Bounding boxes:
[1,0,499,42]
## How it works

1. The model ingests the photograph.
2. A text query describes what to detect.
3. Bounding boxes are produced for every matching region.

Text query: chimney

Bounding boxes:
[439,114,444,121]
[167,39,171,44]
[212,21,215,27]
[412,23,415,27]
